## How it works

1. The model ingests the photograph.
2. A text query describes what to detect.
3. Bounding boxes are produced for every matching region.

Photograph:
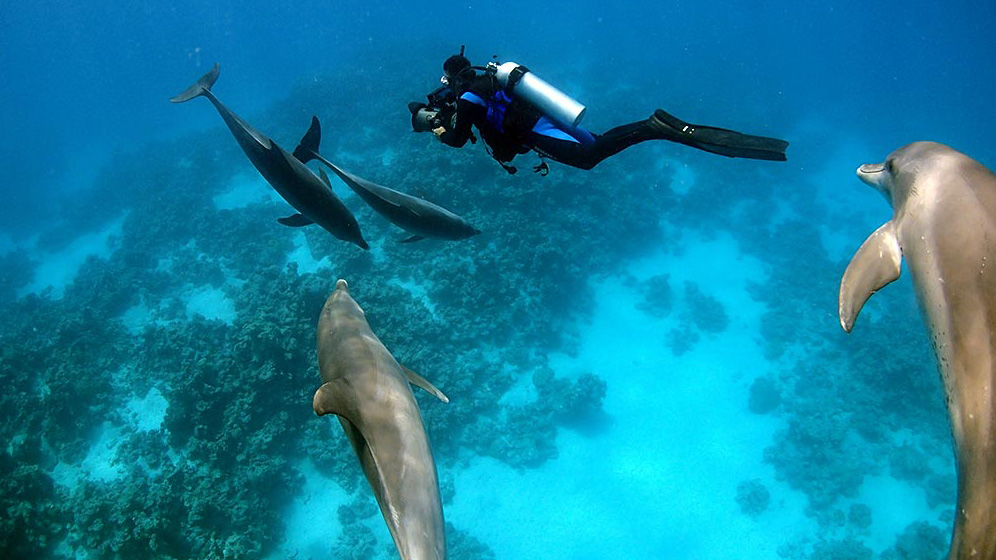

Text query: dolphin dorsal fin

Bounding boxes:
[401,365,449,403]
[292,116,322,164]
[313,379,354,416]
[839,221,902,332]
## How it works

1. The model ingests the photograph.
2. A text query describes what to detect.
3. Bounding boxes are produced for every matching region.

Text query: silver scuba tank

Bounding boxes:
[493,61,586,129]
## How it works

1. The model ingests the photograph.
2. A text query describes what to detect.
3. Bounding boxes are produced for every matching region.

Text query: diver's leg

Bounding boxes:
[529,135,603,170]
[648,109,789,161]
[529,121,657,170]
[530,110,789,168]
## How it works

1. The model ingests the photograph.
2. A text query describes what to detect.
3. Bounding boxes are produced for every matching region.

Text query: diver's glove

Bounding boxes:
[649,109,789,161]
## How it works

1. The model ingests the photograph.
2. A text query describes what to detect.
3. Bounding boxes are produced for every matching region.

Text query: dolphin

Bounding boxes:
[839,141,996,560]
[170,64,368,250]
[293,117,481,243]
[314,279,448,560]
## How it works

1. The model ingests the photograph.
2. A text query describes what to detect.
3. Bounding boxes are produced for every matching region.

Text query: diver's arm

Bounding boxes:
[438,99,481,147]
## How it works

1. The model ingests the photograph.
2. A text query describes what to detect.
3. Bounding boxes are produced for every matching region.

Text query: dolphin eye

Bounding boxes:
[885,159,895,173]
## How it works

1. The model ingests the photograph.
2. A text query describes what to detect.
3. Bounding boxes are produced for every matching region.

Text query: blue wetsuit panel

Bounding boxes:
[531,116,595,144]
[460,90,511,133]
[460,91,595,145]
[487,91,513,133]
[460,91,487,107]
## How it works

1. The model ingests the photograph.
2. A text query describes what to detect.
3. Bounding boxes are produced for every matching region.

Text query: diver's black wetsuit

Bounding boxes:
[439,73,789,171]
[440,74,662,170]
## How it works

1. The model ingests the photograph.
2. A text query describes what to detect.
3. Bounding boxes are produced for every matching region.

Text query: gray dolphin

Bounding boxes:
[170,64,368,250]
[314,279,448,560]
[839,141,996,560]
[293,117,481,243]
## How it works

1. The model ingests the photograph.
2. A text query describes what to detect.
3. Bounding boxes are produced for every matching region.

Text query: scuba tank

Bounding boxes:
[492,61,586,129]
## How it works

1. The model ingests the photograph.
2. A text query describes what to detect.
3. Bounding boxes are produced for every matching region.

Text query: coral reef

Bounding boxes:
[0,52,961,560]
[888,443,931,484]
[683,281,729,334]
[465,367,608,468]
[0,453,65,558]
[735,478,771,518]
[331,497,380,560]
[880,521,947,560]
[637,274,674,317]
[764,378,878,510]
[0,62,667,558]
[847,503,872,531]
[737,213,952,528]
[748,375,782,414]
[666,324,700,356]
[444,523,497,560]
[654,279,730,355]
[0,249,35,304]
[809,537,873,560]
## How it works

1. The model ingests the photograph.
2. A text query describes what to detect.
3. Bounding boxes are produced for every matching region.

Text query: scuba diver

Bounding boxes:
[408,47,789,174]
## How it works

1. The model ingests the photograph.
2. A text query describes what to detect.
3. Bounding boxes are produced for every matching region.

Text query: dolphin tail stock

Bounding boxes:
[290,117,371,190]
[292,116,322,164]
[170,63,221,103]
[315,169,373,252]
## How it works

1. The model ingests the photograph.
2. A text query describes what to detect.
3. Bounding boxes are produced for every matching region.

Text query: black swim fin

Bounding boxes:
[649,109,789,162]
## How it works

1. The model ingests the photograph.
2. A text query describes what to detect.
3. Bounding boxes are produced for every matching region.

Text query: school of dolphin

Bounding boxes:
[172,64,996,560]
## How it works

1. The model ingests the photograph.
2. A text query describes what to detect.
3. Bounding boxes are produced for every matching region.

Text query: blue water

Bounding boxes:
[1,1,993,558]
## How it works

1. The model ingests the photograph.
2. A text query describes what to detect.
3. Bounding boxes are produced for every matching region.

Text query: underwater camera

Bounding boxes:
[409,85,457,133]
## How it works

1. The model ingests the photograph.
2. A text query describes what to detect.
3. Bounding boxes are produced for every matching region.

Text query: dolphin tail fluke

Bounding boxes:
[838,221,902,332]
[292,116,322,163]
[170,63,221,103]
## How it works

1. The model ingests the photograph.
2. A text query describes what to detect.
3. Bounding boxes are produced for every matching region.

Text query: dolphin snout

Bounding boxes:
[336,279,349,292]
[857,163,885,175]
[856,163,888,189]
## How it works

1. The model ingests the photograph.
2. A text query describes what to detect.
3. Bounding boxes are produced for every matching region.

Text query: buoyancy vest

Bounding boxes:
[460,81,541,163]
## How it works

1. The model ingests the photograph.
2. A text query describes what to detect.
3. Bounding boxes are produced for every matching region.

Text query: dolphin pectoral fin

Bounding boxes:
[170,63,220,103]
[405,202,427,218]
[238,118,273,151]
[318,168,333,189]
[839,222,902,332]
[313,379,352,416]
[400,235,426,243]
[292,116,321,164]
[278,213,314,227]
[401,365,450,403]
